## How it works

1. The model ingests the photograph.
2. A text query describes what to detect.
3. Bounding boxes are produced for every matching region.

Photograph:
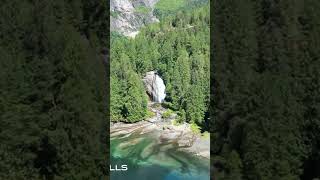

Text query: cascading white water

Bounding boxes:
[143,71,166,103]
[152,75,166,103]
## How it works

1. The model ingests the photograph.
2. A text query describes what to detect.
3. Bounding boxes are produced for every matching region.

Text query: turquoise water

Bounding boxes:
[110,131,210,180]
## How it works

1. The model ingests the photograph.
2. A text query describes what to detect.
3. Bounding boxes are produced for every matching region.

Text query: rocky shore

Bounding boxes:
[110,117,210,159]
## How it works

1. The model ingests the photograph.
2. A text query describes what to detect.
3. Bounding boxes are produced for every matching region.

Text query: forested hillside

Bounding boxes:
[111,3,210,130]
[212,0,320,179]
[0,0,108,179]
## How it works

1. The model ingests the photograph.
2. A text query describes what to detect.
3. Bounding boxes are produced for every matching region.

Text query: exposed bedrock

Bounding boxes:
[110,0,159,37]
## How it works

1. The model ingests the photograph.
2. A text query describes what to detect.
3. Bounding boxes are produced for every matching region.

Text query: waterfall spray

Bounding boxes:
[143,71,166,103]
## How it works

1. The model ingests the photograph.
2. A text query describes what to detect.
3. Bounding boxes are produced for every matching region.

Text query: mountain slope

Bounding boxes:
[110,0,159,37]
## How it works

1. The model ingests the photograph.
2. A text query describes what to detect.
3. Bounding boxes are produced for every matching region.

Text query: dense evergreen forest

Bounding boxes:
[0,0,108,179]
[2,0,320,179]
[212,0,320,179]
[110,3,210,130]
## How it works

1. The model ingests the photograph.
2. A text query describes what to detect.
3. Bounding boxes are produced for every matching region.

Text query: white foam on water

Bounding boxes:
[153,74,166,103]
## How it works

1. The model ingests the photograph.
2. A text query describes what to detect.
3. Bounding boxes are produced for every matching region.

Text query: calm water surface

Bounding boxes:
[110,131,210,180]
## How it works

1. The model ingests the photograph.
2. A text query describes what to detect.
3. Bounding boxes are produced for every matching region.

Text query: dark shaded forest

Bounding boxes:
[1,0,320,179]
[0,0,108,179]
[211,0,320,179]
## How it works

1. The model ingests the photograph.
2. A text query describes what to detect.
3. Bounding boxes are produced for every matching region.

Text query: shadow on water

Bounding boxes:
[111,130,209,180]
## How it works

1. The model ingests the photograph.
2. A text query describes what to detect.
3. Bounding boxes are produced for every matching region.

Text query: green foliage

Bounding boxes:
[211,0,320,179]
[172,119,181,126]
[201,131,210,140]
[176,109,187,124]
[154,0,209,18]
[135,6,151,14]
[110,53,148,122]
[146,110,156,119]
[155,0,186,12]
[162,109,174,119]
[111,3,210,127]
[190,123,201,134]
[0,0,108,179]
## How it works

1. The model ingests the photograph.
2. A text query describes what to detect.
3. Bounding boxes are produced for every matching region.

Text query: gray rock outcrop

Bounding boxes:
[110,0,159,37]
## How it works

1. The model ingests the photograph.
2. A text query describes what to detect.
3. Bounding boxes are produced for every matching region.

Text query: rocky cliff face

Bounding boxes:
[110,0,159,37]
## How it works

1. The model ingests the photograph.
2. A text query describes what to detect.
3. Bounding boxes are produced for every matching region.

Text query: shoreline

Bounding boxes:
[110,119,210,159]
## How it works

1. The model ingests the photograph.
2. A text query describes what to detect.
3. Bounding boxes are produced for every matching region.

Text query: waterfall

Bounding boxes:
[143,71,166,103]
[153,74,166,102]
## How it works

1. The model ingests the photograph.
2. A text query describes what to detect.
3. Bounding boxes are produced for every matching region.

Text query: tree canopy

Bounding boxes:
[211,0,320,179]
[111,4,210,128]
[0,0,108,179]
